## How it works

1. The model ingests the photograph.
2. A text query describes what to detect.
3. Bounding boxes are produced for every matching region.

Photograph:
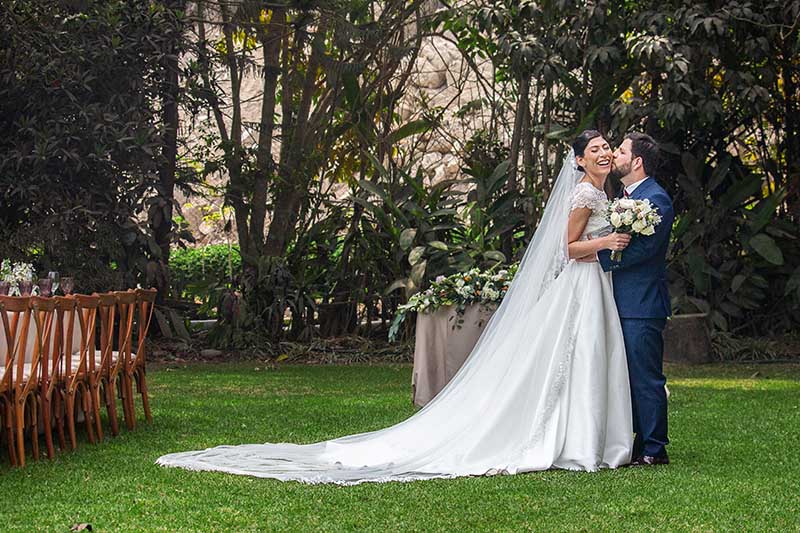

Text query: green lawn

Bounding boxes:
[1,362,799,532]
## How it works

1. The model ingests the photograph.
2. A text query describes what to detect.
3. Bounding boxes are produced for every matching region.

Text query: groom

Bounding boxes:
[598,132,675,466]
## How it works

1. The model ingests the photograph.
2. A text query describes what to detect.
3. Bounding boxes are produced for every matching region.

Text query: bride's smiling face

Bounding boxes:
[576,136,612,177]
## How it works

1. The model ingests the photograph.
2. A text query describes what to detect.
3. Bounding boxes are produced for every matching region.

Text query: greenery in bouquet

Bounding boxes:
[1,259,36,296]
[388,264,519,342]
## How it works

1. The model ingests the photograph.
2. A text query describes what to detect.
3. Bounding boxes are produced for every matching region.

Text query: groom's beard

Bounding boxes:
[609,161,631,181]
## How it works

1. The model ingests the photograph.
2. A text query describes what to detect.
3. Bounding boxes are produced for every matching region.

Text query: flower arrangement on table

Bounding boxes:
[0,259,37,296]
[388,264,519,342]
[605,198,662,261]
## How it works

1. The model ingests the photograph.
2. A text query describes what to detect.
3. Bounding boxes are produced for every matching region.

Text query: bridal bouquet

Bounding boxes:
[388,264,518,342]
[605,198,662,261]
[1,259,37,296]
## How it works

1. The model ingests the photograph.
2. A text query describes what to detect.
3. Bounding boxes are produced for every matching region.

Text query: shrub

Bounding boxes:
[169,244,241,315]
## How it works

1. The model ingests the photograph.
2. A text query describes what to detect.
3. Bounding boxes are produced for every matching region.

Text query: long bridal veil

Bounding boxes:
[157,152,588,484]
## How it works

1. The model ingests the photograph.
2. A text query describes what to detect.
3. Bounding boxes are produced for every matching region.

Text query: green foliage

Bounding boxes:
[448,0,800,335]
[0,0,187,289]
[668,154,800,333]
[169,244,241,312]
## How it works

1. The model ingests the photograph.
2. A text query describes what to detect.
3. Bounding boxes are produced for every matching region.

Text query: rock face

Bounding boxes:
[663,314,713,364]
[178,8,500,245]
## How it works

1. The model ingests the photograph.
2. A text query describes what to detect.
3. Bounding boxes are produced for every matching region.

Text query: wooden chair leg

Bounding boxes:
[91,384,103,442]
[104,380,119,437]
[54,391,67,451]
[14,403,25,467]
[41,395,55,459]
[136,368,153,424]
[80,386,95,445]
[119,374,133,431]
[29,396,39,462]
[125,373,136,431]
[2,400,16,466]
[65,393,78,450]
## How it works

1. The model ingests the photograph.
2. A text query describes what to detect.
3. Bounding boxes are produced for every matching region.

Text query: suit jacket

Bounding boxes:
[598,177,674,319]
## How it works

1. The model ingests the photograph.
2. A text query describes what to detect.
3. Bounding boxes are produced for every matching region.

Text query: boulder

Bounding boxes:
[663,313,712,364]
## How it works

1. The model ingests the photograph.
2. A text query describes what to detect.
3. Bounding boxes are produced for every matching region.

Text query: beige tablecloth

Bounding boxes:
[412,304,496,407]
[0,313,82,366]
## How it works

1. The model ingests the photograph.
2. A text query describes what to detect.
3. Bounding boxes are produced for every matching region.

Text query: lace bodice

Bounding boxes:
[570,182,611,239]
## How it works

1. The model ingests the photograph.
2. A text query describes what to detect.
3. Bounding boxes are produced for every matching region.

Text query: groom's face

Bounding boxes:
[610,139,633,180]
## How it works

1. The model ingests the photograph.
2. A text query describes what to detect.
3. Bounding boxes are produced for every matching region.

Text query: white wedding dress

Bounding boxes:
[157,153,633,484]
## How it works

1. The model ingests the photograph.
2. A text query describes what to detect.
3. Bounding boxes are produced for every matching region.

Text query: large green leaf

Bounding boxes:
[384,278,408,295]
[748,188,786,234]
[399,228,417,251]
[427,240,449,251]
[719,174,762,210]
[487,159,511,194]
[386,119,434,145]
[408,246,426,266]
[410,260,427,287]
[731,274,746,293]
[686,249,709,293]
[785,266,800,298]
[748,233,784,265]
[358,179,388,200]
[483,250,506,262]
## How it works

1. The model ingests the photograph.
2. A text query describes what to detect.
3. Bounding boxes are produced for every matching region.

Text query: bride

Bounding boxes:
[157,130,634,484]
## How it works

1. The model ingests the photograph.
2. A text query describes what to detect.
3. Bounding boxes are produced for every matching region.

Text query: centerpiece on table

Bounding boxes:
[0,259,37,296]
[389,264,519,342]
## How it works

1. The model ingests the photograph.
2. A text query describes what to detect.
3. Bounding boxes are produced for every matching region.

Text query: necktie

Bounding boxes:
[623,189,630,198]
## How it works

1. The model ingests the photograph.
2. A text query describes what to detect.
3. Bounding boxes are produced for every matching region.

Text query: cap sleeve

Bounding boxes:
[570,183,600,212]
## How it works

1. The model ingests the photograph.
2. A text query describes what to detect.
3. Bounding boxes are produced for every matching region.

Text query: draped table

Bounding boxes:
[412,303,496,407]
[0,313,82,366]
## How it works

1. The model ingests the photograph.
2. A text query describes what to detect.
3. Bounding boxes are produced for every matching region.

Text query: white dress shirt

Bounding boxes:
[624,176,650,196]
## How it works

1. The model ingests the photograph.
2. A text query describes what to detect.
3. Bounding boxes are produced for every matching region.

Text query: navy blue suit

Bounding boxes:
[598,177,674,459]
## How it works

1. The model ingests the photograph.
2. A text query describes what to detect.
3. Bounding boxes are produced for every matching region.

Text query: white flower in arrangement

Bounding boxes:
[0,260,36,296]
[387,263,520,342]
[606,198,663,262]
[457,285,474,298]
[622,211,634,225]
[480,283,500,301]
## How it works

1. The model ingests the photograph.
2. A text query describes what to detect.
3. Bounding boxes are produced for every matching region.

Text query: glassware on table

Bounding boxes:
[61,277,75,295]
[18,280,33,296]
[47,271,60,295]
[37,278,53,297]
[0,281,9,296]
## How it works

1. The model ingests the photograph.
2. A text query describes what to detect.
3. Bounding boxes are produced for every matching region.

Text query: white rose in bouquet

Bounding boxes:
[606,198,663,261]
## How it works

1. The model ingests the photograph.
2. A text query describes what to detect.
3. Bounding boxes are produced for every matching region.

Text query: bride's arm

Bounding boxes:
[567,208,630,259]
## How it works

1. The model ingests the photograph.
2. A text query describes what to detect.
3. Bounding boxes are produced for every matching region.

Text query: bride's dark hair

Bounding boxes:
[571,129,603,172]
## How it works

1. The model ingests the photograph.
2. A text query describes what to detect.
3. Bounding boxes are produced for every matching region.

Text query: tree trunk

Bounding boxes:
[502,74,529,260]
[150,0,185,306]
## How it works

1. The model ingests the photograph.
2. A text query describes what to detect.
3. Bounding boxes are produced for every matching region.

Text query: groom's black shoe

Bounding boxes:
[630,454,669,466]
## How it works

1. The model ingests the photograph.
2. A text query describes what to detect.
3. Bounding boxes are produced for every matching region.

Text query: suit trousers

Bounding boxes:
[620,317,669,458]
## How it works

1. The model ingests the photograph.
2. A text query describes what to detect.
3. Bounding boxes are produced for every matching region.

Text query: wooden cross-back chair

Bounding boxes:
[0,300,17,465]
[0,295,51,467]
[54,295,97,450]
[110,290,138,431]
[1,296,37,466]
[31,296,59,460]
[121,288,157,430]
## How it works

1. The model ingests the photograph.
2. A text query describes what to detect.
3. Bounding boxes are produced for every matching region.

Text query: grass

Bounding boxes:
[1,362,799,532]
